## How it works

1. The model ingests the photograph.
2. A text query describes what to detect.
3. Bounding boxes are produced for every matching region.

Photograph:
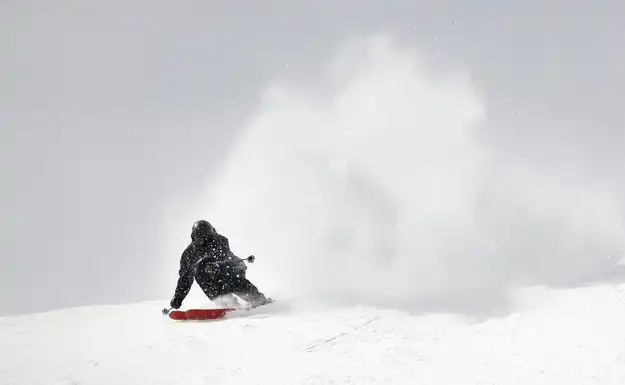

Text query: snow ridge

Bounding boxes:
[2,284,625,384]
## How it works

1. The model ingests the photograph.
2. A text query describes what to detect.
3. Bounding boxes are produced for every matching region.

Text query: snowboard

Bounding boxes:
[168,308,234,320]
[166,299,275,321]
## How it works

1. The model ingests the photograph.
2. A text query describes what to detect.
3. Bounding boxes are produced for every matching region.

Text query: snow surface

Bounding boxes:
[2,284,625,385]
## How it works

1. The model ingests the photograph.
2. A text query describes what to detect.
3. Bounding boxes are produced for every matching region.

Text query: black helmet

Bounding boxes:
[191,220,215,245]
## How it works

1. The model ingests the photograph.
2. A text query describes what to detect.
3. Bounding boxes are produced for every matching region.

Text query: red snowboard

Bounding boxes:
[168,308,236,321]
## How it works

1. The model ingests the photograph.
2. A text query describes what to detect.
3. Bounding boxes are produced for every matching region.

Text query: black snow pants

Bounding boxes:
[195,262,267,305]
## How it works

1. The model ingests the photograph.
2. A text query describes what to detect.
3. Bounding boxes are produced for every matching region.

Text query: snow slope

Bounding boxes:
[2,284,625,385]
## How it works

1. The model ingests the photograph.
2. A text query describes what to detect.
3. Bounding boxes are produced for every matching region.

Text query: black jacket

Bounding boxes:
[172,233,246,303]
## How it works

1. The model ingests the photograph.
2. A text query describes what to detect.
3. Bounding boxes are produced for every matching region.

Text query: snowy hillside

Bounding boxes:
[2,284,625,385]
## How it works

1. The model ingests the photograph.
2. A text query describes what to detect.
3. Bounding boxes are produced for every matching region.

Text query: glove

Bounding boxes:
[232,258,247,273]
[170,297,183,309]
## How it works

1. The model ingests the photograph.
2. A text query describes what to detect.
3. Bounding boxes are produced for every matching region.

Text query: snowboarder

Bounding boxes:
[169,220,271,310]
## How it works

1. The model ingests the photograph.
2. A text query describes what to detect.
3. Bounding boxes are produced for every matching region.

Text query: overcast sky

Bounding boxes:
[1,1,624,316]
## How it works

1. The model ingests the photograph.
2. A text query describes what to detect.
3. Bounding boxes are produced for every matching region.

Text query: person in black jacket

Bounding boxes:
[169,220,271,310]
